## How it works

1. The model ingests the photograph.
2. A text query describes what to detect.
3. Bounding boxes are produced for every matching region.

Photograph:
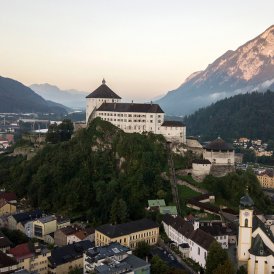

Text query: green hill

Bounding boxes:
[0,118,171,224]
[184,90,274,141]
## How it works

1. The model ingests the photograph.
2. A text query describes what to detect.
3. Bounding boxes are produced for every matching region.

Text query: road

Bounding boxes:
[151,246,195,274]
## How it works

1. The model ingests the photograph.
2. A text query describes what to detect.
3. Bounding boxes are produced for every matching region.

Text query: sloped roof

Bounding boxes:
[97,102,164,113]
[192,159,211,164]
[159,206,178,215]
[96,218,159,238]
[162,214,194,238]
[253,216,274,242]
[148,200,166,207]
[48,240,93,267]
[12,209,43,224]
[9,243,33,260]
[190,228,216,250]
[249,234,273,256]
[240,195,254,208]
[0,192,16,202]
[204,137,234,151]
[86,80,121,99]
[0,250,17,268]
[161,121,185,127]
[0,232,12,248]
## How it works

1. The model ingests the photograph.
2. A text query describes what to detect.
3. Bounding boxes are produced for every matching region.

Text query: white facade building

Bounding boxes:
[162,214,215,268]
[86,80,186,143]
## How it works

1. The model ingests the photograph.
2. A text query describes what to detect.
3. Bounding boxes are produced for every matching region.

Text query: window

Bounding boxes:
[198,247,200,255]
[245,218,248,227]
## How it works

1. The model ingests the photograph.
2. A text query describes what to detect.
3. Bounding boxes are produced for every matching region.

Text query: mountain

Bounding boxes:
[157,25,274,116]
[184,90,274,141]
[0,76,67,114]
[30,83,88,109]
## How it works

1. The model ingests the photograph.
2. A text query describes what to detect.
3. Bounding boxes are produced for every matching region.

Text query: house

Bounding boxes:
[95,218,159,249]
[257,170,274,189]
[162,214,216,268]
[147,199,178,216]
[0,192,17,204]
[194,220,229,249]
[9,242,50,274]
[0,231,12,253]
[237,194,274,273]
[83,242,150,274]
[56,216,70,230]
[0,199,16,216]
[7,209,43,235]
[32,215,57,241]
[54,225,95,246]
[0,250,18,273]
[86,79,186,143]
[48,240,93,274]
[192,159,211,178]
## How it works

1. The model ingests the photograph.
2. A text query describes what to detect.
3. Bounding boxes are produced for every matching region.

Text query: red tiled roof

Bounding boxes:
[9,243,33,260]
[0,192,16,202]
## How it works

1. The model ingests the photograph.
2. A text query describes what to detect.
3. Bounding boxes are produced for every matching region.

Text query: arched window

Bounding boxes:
[245,218,248,227]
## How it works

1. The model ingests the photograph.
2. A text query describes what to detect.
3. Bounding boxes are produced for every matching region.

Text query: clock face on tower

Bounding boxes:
[244,211,250,217]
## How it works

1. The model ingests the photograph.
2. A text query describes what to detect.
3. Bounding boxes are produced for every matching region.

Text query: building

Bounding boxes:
[32,215,57,241]
[0,251,18,273]
[9,242,50,274]
[7,209,43,234]
[83,242,150,274]
[0,199,16,216]
[86,80,186,143]
[95,218,159,249]
[48,240,93,274]
[237,193,274,273]
[0,192,17,204]
[257,170,274,189]
[147,199,177,216]
[162,214,216,268]
[203,137,235,165]
[192,159,211,178]
[54,225,95,247]
[0,231,12,253]
[56,216,70,230]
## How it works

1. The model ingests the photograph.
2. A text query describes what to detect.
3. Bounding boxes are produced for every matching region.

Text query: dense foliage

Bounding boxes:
[46,119,74,143]
[184,90,274,141]
[203,170,272,212]
[0,118,171,224]
[205,242,233,274]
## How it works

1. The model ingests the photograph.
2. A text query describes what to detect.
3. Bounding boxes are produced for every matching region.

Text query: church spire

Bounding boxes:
[102,78,106,85]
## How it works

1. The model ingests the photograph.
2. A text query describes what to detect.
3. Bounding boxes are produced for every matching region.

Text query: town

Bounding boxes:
[0,80,273,274]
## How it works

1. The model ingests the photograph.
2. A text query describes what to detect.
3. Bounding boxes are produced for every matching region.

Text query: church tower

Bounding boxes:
[237,191,254,263]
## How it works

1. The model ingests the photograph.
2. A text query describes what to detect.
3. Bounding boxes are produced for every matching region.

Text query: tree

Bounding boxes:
[150,256,169,274]
[212,259,235,274]
[237,266,247,274]
[205,241,229,274]
[133,241,151,259]
[46,119,74,143]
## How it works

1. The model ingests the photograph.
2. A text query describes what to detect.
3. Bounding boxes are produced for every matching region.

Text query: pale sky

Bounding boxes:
[0,0,273,100]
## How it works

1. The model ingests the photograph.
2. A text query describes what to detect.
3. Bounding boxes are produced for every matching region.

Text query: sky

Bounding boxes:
[0,0,273,100]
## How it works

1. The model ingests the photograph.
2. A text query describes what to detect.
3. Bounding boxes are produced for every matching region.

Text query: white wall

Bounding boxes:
[189,240,207,268]
[203,150,235,165]
[160,126,186,144]
[192,163,211,176]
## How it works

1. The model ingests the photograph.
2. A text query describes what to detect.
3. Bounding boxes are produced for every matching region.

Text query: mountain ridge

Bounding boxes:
[157,25,274,116]
[0,76,67,114]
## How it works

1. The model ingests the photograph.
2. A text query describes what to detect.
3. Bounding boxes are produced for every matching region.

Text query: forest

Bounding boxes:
[184,90,274,141]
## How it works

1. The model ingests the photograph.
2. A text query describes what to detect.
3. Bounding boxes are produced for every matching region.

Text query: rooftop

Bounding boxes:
[148,199,166,207]
[159,206,178,215]
[161,121,185,127]
[9,243,33,260]
[0,232,12,248]
[0,250,17,268]
[190,228,216,250]
[204,137,234,151]
[96,218,159,238]
[49,240,93,267]
[11,209,43,224]
[0,192,16,202]
[97,102,164,114]
[192,159,211,164]
[86,80,121,99]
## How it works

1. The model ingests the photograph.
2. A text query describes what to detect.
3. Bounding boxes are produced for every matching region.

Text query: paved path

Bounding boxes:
[176,179,208,194]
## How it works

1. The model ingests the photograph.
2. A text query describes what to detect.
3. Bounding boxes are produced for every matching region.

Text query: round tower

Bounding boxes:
[237,192,254,263]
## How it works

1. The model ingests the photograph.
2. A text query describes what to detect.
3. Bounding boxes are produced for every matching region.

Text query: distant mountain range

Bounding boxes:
[30,83,88,109]
[157,25,274,116]
[0,76,68,114]
[184,90,274,141]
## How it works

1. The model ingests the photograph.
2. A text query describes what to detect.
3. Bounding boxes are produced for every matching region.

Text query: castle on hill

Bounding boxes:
[86,79,186,143]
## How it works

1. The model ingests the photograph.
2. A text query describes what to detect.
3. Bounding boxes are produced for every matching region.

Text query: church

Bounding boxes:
[237,193,274,273]
[86,79,186,143]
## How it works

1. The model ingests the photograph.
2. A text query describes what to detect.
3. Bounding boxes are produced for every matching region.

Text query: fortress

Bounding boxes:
[86,79,186,143]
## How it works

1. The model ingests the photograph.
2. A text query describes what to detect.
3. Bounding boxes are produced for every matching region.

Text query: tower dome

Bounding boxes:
[240,194,254,209]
